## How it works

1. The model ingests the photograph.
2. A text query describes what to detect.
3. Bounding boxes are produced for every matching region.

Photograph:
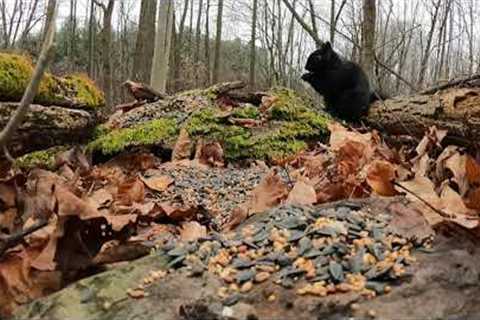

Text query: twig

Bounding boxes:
[420,73,480,95]
[0,0,57,149]
[3,145,15,164]
[0,219,49,256]
[393,181,454,219]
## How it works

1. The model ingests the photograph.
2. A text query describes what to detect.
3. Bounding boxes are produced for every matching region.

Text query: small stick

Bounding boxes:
[0,219,48,256]
[393,181,454,219]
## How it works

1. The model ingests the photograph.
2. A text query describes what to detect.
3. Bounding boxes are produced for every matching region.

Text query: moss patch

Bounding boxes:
[63,74,105,108]
[15,146,68,170]
[185,88,329,161]
[87,118,178,155]
[0,53,104,108]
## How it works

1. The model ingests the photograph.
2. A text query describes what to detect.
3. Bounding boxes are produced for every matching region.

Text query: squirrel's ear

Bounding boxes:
[324,41,332,50]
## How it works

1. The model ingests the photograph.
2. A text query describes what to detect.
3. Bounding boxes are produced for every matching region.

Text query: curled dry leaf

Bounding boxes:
[180,221,207,242]
[172,128,193,161]
[439,185,478,229]
[366,160,397,196]
[286,179,317,205]
[115,177,145,206]
[140,174,174,192]
[223,206,249,231]
[414,126,447,158]
[328,122,373,151]
[159,202,197,221]
[249,170,289,214]
[259,95,278,113]
[194,140,225,167]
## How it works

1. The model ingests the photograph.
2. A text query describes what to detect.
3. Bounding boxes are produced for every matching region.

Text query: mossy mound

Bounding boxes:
[0,53,104,109]
[185,87,329,161]
[89,87,329,162]
[87,118,178,155]
[14,146,68,170]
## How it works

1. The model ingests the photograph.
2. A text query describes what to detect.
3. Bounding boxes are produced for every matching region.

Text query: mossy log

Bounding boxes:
[89,83,330,162]
[0,102,97,157]
[367,86,480,145]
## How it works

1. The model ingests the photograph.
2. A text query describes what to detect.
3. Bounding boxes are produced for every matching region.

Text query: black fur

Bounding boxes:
[302,42,375,121]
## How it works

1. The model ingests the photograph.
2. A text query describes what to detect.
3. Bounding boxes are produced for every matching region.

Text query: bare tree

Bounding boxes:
[212,0,224,83]
[151,0,175,92]
[93,0,115,110]
[361,0,376,86]
[133,0,157,83]
[249,0,258,89]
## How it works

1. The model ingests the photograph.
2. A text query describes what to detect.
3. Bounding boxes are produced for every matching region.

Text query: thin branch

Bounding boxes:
[281,0,322,47]
[0,219,48,256]
[0,0,57,150]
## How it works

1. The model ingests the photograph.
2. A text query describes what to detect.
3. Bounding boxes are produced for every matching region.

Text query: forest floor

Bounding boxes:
[3,84,480,320]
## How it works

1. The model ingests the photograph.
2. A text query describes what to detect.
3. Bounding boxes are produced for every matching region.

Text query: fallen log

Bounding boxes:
[366,86,480,146]
[0,102,98,156]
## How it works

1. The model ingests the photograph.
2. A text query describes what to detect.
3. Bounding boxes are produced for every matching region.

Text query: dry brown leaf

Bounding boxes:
[412,153,430,178]
[328,122,372,151]
[249,170,289,214]
[259,95,278,113]
[194,140,225,167]
[366,160,397,196]
[180,221,207,242]
[465,187,480,210]
[439,185,478,229]
[0,246,61,317]
[466,156,480,185]
[337,141,372,177]
[286,179,317,205]
[55,146,90,173]
[223,206,249,231]
[115,177,145,206]
[172,128,193,161]
[87,188,113,210]
[0,209,17,233]
[140,174,174,192]
[414,126,447,158]
[159,202,197,221]
[395,177,444,226]
[92,241,151,265]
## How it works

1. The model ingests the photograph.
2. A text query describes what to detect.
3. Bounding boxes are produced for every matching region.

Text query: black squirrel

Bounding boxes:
[301,42,381,121]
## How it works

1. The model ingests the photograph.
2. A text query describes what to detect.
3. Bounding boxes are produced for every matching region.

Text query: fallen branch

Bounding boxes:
[0,0,57,152]
[420,73,480,95]
[0,219,49,256]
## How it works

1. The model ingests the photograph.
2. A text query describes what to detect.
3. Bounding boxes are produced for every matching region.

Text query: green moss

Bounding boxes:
[0,53,104,108]
[87,118,178,155]
[232,105,260,119]
[15,146,68,170]
[64,74,105,108]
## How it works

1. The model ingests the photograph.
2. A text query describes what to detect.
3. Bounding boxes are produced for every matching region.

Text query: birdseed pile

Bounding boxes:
[158,205,420,305]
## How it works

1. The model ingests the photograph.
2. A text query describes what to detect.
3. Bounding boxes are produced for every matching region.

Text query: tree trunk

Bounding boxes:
[100,0,115,111]
[417,0,441,88]
[249,0,258,89]
[151,0,175,93]
[87,0,95,78]
[133,0,157,83]
[204,0,211,85]
[212,0,223,84]
[361,0,376,87]
[194,0,204,85]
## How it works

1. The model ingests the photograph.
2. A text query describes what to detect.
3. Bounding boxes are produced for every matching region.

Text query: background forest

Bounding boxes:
[1,0,479,108]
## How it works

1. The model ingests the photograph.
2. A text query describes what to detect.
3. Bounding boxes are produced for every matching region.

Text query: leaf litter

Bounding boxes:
[1,118,480,316]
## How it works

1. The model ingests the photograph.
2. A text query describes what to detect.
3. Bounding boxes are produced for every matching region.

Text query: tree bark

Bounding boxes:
[366,84,480,145]
[151,0,175,93]
[361,0,376,87]
[133,0,157,83]
[249,0,258,89]
[212,0,224,84]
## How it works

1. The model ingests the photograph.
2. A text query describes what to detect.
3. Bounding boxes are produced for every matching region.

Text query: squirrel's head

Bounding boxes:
[305,42,339,73]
